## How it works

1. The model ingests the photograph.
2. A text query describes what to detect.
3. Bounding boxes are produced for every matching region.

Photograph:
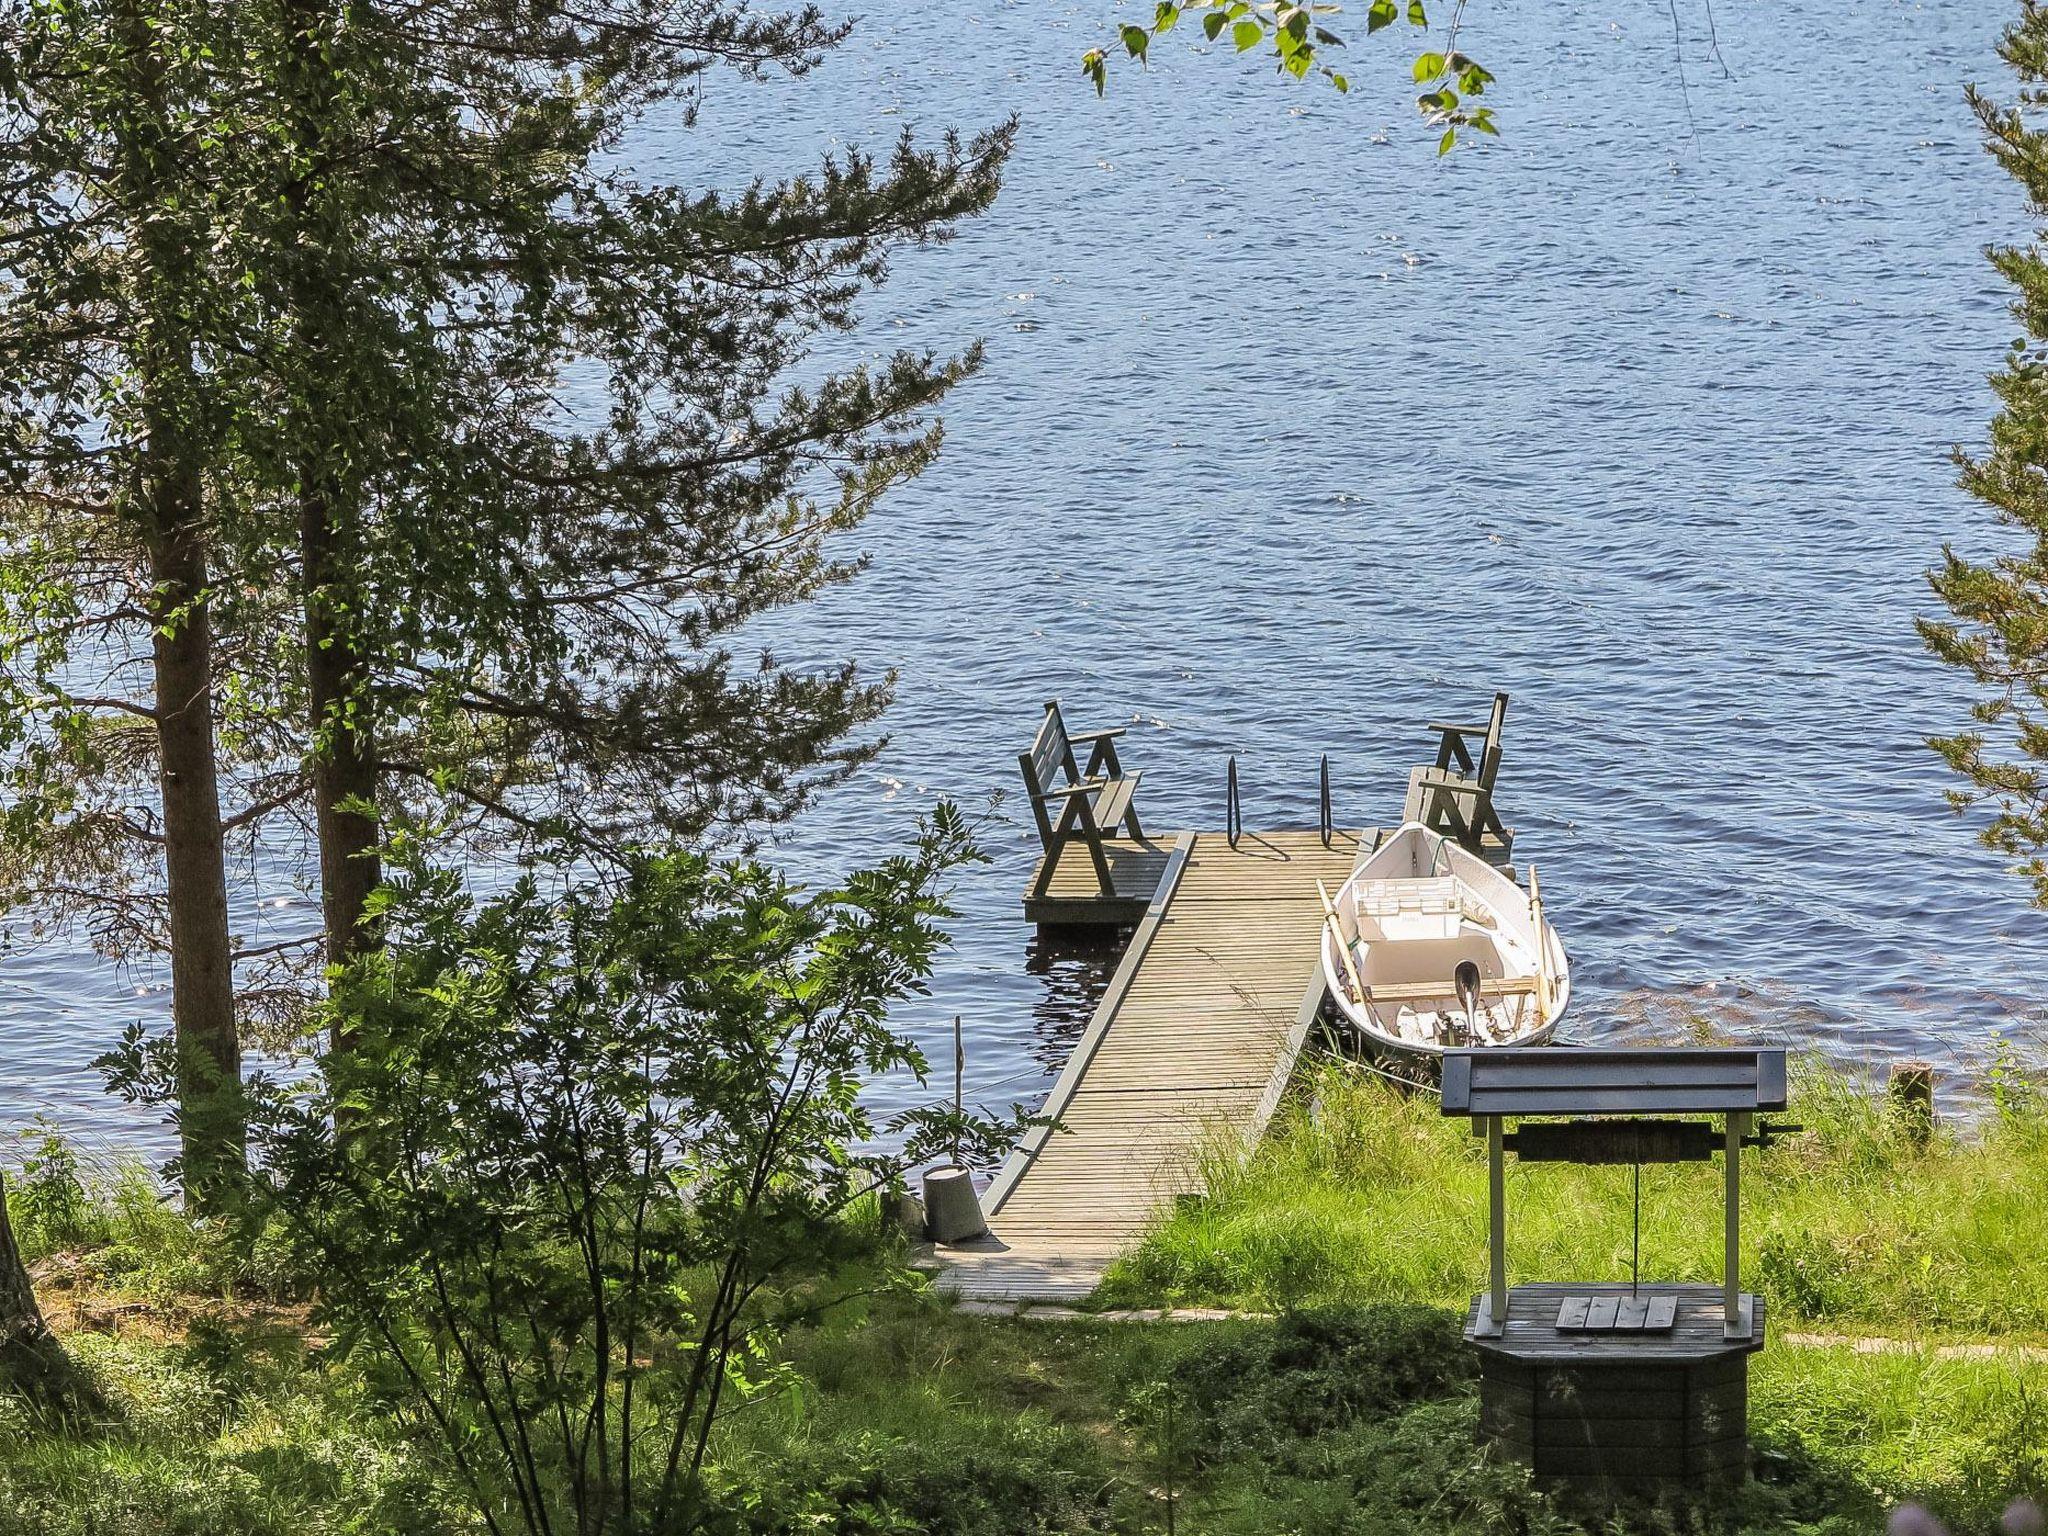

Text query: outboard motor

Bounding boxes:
[1454,960,1484,1043]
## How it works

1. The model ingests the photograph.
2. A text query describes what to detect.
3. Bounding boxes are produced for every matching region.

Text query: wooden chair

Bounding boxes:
[1403,690,1513,863]
[1019,700,1143,902]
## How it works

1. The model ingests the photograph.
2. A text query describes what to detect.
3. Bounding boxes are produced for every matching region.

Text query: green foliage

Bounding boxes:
[1751,1345,2048,1531]
[1106,1054,2048,1340]
[1,1125,296,1303]
[3,1120,97,1256]
[1163,1303,1474,1456]
[1,0,1016,1082]
[223,0,1016,917]
[734,1300,1888,1536]
[716,1428,1120,1534]
[1923,0,2048,906]
[1083,1,1498,150]
[0,0,261,1196]
[1990,1035,2041,1123]
[7,1215,2048,1531]
[244,805,1020,1536]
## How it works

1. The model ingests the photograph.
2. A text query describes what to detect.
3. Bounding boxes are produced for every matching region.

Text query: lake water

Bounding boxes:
[5,0,2045,1156]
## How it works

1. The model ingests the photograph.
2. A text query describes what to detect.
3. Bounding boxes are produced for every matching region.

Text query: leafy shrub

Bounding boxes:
[4,1118,99,1255]
[247,812,1019,1536]
[1164,1303,1474,1459]
[717,1427,1118,1535]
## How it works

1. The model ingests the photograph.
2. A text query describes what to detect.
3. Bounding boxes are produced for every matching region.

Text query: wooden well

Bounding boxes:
[1467,1282,1763,1487]
[1442,1047,1795,1492]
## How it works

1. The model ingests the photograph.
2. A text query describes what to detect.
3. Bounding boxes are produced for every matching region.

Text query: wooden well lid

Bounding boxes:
[1440,1047,1788,1118]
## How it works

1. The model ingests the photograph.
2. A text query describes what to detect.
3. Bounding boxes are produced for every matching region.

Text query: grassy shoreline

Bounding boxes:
[1101,1054,2048,1343]
[8,1055,2048,1532]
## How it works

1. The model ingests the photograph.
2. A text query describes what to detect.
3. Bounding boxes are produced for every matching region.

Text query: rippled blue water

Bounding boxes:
[5,0,2045,1156]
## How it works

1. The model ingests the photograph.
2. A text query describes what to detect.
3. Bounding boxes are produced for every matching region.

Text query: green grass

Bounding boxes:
[13,1058,2048,1533]
[4,1119,299,1304]
[1751,1343,2048,1522]
[724,1297,2048,1535]
[0,1126,458,1535]
[17,1282,2048,1536]
[1099,1054,2048,1341]
[0,1320,468,1536]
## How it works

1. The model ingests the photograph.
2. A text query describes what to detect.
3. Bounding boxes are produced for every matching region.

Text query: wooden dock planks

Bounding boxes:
[1020,834,1174,926]
[939,828,1372,1301]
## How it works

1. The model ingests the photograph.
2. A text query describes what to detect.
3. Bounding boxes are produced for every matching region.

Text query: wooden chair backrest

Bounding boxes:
[1475,691,1509,793]
[1023,701,1079,791]
[1019,701,1080,848]
[1432,691,1510,782]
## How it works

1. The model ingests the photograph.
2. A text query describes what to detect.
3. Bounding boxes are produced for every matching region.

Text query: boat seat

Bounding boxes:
[1366,977,1539,1004]
[1351,876,1464,941]
[1352,876,1462,916]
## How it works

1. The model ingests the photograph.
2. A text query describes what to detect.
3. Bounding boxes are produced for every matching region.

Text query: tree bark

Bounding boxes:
[301,484,382,1001]
[281,0,384,1033]
[148,502,246,1200]
[117,0,245,1203]
[0,1174,107,1425]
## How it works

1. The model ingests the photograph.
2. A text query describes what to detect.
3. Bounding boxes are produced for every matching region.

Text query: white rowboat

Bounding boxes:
[1318,822,1568,1061]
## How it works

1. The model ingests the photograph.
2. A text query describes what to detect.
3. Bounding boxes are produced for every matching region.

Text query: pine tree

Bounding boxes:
[4,0,1012,1106]
[0,0,267,1199]
[233,0,1012,978]
[1923,1,2048,908]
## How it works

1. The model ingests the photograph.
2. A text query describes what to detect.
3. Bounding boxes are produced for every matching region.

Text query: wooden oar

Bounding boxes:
[1528,863,1553,1024]
[1316,878,1369,1007]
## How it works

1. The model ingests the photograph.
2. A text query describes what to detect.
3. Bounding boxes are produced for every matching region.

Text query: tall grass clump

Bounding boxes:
[1105,1052,2048,1339]
[1752,1343,2048,1528]
[1,1119,294,1301]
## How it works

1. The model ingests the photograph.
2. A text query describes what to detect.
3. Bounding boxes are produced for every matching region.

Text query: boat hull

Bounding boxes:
[1319,823,1569,1062]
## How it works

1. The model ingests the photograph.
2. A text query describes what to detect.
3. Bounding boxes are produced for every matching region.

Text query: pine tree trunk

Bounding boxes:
[301,484,382,1006]
[148,498,245,1201]
[282,0,383,1029]
[115,0,244,1204]
[0,1174,107,1425]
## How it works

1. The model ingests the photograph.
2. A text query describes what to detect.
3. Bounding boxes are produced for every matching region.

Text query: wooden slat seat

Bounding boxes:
[1087,774,1138,831]
[1404,690,1514,863]
[1020,700,1144,905]
[1366,976,1538,1004]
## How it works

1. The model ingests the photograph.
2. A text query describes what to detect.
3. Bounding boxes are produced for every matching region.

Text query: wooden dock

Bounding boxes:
[939,827,1373,1301]
[1020,834,1174,927]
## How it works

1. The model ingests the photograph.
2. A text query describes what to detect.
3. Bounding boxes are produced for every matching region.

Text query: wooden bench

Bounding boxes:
[1404,690,1514,864]
[1020,699,1143,903]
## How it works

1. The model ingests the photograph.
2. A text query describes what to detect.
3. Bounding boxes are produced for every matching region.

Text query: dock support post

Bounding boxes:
[1486,1115,1507,1335]
[1723,1110,1748,1338]
[1888,1061,1935,1148]
[1318,755,1332,847]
